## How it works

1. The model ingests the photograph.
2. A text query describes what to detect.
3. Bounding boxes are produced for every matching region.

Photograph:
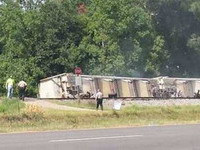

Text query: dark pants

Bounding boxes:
[96,98,103,110]
[19,87,26,101]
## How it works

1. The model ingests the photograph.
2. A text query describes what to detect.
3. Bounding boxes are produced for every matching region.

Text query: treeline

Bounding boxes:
[0,0,200,96]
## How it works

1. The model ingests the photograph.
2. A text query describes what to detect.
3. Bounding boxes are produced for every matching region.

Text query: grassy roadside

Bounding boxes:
[1,99,200,133]
[49,100,96,109]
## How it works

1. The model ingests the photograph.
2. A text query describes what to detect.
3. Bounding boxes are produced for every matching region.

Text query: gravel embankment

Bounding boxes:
[24,98,200,111]
[102,98,200,108]
[122,99,200,107]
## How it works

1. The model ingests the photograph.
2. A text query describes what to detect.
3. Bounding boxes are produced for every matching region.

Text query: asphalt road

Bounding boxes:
[0,124,200,150]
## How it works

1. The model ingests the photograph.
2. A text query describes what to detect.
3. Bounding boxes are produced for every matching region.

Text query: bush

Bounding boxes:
[0,99,25,113]
[22,104,44,120]
[1,114,24,122]
[0,105,6,113]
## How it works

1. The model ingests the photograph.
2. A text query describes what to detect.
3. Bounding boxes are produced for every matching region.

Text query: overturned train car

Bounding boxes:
[38,73,200,98]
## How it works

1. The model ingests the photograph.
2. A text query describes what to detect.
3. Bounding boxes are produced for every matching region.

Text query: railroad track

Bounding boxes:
[37,97,200,101]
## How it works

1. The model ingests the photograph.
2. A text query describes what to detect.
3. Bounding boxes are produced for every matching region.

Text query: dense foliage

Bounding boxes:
[0,0,200,96]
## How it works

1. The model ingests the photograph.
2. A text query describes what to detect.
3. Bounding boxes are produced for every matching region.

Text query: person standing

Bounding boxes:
[6,76,15,99]
[95,89,103,111]
[17,80,27,101]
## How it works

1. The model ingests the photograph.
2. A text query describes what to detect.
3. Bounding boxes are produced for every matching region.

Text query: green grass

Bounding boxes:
[0,98,25,113]
[1,99,200,133]
[53,100,96,109]
[49,100,110,110]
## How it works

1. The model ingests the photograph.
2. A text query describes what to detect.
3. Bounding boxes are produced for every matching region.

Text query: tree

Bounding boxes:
[76,0,166,77]
[148,0,200,77]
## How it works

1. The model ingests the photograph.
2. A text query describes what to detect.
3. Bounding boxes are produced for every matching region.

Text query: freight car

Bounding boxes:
[38,73,200,99]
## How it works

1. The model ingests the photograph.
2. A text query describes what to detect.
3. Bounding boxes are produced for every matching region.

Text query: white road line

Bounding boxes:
[49,135,143,143]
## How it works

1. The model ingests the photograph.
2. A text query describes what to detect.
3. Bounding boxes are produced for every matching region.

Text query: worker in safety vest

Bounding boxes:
[6,76,15,99]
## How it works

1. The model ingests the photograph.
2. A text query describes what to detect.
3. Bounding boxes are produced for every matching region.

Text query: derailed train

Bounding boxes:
[39,73,200,98]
